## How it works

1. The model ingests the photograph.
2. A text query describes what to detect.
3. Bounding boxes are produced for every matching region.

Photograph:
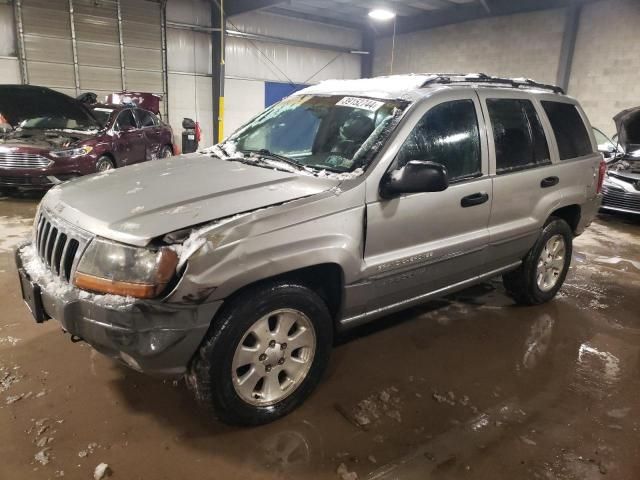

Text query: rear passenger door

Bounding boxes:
[478,91,559,267]
[135,109,163,160]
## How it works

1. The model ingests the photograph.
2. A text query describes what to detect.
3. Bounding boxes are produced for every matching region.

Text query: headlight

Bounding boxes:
[73,238,178,299]
[51,146,94,158]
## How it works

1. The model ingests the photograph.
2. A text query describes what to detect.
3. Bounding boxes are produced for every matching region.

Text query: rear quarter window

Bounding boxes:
[541,101,593,160]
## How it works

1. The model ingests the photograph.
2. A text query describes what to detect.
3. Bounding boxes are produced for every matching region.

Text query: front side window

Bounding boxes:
[541,101,593,160]
[396,100,481,182]
[487,99,550,174]
[115,110,137,131]
[228,95,408,173]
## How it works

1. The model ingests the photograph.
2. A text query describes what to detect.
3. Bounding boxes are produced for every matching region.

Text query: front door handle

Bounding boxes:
[541,176,559,188]
[461,192,489,208]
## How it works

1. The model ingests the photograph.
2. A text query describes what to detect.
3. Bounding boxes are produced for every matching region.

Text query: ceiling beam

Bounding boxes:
[382,0,595,36]
[225,0,285,16]
[267,6,365,29]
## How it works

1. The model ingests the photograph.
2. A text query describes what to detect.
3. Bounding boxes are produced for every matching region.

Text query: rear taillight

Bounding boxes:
[597,158,607,194]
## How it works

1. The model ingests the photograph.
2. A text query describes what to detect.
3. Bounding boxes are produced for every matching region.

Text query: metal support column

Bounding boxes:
[116,0,126,90]
[160,0,169,119]
[361,26,375,78]
[68,0,80,95]
[212,0,225,144]
[556,4,582,93]
[13,0,28,84]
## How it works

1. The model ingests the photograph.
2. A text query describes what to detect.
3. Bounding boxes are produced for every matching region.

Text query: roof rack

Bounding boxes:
[420,73,565,94]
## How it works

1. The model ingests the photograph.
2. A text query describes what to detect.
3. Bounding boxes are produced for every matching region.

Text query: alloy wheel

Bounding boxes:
[232,308,316,406]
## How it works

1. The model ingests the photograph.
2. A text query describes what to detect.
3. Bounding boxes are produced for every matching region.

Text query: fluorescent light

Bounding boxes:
[368,9,396,21]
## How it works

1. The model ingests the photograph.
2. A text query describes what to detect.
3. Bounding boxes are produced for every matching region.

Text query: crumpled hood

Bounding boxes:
[614,106,640,154]
[41,153,339,246]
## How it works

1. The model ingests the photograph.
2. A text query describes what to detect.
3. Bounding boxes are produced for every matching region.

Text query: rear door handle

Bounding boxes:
[541,176,559,188]
[461,192,489,208]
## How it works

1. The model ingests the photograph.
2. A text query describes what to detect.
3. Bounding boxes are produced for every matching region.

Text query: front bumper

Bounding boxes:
[15,244,222,378]
[0,155,95,189]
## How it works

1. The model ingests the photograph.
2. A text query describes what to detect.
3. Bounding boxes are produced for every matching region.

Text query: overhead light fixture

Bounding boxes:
[368,9,396,21]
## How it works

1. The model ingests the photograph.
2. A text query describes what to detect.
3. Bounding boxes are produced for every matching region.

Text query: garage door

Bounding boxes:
[16,0,165,113]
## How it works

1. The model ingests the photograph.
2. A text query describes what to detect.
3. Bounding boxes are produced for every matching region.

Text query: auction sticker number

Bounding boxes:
[336,97,385,112]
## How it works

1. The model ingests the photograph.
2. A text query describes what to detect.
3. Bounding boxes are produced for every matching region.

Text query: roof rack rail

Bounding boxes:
[420,73,565,94]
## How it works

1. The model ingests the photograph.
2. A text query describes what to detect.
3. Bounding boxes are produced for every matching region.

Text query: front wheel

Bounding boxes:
[95,156,115,172]
[503,217,573,305]
[187,282,333,426]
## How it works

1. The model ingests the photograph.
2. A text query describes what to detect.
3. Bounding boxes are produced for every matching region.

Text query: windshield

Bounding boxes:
[19,115,97,131]
[90,107,115,128]
[227,95,408,173]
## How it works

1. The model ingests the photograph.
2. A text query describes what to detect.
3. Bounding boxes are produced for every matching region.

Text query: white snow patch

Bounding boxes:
[0,336,21,346]
[126,186,143,195]
[130,206,145,215]
[295,74,437,99]
[34,449,51,465]
[94,463,111,480]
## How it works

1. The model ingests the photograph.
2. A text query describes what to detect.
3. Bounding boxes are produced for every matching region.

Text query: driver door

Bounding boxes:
[113,109,146,166]
[363,93,493,310]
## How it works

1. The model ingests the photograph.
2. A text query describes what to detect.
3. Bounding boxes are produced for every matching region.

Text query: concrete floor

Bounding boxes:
[1,193,639,480]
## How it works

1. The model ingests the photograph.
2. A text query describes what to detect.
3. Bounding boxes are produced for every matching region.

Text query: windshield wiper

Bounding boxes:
[242,149,306,171]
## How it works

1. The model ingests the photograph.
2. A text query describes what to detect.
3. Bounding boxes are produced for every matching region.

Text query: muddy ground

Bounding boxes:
[0,192,639,480]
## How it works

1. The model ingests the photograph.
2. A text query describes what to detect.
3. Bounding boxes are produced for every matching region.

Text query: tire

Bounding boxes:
[503,217,573,305]
[187,281,333,426]
[95,156,115,172]
[159,145,173,158]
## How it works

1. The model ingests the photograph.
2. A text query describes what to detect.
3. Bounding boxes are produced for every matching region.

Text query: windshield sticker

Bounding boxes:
[336,97,385,112]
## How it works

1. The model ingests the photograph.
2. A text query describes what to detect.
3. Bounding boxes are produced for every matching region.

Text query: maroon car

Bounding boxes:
[0,85,174,191]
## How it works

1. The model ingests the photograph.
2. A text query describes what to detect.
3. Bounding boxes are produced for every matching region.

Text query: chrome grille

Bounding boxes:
[602,186,640,213]
[0,152,53,169]
[34,210,90,282]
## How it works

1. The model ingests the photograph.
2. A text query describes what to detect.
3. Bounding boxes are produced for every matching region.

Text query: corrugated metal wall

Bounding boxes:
[224,10,362,136]
[14,0,165,108]
[166,0,214,148]
[0,2,20,83]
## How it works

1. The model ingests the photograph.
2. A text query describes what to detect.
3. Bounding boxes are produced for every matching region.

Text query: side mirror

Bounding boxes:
[380,160,449,199]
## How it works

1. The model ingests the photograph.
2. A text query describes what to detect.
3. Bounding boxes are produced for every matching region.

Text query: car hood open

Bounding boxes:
[614,106,640,154]
[41,153,339,246]
[0,84,99,129]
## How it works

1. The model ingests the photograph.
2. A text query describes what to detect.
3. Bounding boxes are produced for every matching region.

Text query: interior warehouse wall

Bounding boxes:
[0,2,20,84]
[166,0,214,148]
[568,0,640,135]
[224,11,362,137]
[373,0,640,136]
[373,9,566,86]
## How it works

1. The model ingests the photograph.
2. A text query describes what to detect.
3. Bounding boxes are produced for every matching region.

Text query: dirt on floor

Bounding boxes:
[0,192,639,480]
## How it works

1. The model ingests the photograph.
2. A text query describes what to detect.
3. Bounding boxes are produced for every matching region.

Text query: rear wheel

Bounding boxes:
[503,217,573,305]
[159,145,173,159]
[187,281,333,426]
[95,156,115,172]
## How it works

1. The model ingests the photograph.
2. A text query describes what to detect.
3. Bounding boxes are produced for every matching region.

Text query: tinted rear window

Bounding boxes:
[487,99,550,174]
[541,101,593,160]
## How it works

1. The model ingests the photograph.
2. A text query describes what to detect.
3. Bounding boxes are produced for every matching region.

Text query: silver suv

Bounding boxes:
[16,73,604,425]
